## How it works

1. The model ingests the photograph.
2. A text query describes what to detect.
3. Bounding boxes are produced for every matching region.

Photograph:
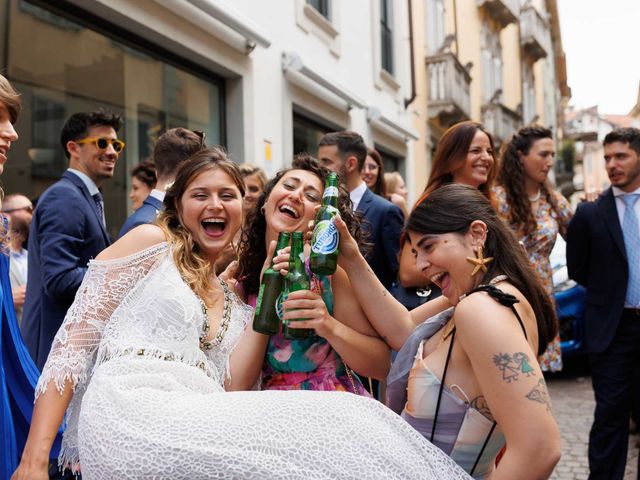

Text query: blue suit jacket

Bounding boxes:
[21,171,111,369]
[357,188,404,289]
[567,188,628,354]
[118,195,164,238]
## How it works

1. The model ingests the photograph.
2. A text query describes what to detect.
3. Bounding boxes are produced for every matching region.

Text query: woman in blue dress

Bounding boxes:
[0,74,60,478]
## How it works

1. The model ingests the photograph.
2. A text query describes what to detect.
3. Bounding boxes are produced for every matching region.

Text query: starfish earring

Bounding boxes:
[466,245,493,277]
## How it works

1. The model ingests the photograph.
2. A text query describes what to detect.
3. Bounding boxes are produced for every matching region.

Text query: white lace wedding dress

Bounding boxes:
[36,242,469,479]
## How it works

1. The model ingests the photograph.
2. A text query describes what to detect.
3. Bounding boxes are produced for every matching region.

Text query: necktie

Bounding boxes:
[622,194,640,306]
[93,192,106,228]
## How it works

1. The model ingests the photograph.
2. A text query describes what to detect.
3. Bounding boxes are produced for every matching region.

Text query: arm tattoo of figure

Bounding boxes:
[469,396,494,421]
[525,378,552,411]
[492,352,536,383]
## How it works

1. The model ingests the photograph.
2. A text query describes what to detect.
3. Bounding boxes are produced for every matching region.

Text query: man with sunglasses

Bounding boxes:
[21,110,123,370]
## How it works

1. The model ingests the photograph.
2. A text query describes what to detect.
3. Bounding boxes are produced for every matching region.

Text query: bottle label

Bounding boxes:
[275,292,286,320]
[323,186,339,199]
[311,219,339,255]
[255,283,265,317]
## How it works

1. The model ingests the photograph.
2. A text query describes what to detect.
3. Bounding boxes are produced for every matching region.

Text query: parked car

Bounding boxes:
[550,236,586,357]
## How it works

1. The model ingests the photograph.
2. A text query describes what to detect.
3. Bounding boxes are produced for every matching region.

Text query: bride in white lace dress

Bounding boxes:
[13,148,469,480]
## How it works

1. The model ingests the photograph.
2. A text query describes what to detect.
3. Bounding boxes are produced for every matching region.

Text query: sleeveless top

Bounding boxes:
[247,262,369,396]
[388,283,528,479]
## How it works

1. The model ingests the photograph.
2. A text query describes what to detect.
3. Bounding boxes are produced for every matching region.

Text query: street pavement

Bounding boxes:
[547,364,638,480]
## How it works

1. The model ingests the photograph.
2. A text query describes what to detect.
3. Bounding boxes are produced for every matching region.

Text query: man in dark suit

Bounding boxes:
[21,111,123,369]
[118,128,204,238]
[567,127,640,480]
[317,131,403,289]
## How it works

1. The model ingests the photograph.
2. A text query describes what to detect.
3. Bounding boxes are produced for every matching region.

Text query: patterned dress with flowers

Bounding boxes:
[247,263,370,396]
[493,185,573,372]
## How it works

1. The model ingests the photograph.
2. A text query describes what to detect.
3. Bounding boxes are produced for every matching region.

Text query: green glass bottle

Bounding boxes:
[283,231,312,340]
[252,232,291,335]
[310,172,340,275]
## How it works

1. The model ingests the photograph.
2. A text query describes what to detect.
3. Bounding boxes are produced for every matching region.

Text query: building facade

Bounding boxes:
[410,0,570,196]
[1,0,418,236]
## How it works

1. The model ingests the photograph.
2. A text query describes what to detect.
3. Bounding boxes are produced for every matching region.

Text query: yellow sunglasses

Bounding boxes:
[77,136,126,153]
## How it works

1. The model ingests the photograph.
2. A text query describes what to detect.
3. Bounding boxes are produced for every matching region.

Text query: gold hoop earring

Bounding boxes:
[466,245,493,277]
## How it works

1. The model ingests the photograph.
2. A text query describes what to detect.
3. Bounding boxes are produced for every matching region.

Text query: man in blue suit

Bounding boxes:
[118,127,203,238]
[21,111,123,370]
[318,131,403,289]
[567,127,640,480]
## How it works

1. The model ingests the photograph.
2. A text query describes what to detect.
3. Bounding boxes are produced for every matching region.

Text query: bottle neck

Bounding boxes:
[273,234,291,260]
[289,237,304,270]
[323,181,340,208]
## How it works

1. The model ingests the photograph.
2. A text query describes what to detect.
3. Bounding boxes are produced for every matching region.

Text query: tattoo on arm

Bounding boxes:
[525,378,552,412]
[492,352,536,383]
[469,396,494,421]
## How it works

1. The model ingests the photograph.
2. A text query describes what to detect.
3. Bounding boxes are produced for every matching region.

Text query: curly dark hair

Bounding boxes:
[236,153,366,297]
[497,125,559,236]
[407,184,557,355]
[131,158,157,189]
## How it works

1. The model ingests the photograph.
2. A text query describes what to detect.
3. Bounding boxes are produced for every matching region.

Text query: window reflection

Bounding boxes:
[2,0,224,235]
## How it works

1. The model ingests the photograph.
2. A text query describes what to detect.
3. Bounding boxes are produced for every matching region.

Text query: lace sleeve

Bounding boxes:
[35,243,169,398]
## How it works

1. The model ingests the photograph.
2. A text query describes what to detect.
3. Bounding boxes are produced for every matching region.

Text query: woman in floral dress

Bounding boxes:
[235,154,388,395]
[494,125,573,371]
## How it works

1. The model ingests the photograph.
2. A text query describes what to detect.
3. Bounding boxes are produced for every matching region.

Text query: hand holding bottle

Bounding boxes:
[282,289,337,339]
[334,216,363,270]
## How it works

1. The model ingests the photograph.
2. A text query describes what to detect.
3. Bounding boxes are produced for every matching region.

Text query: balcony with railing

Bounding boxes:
[520,5,549,61]
[476,0,519,28]
[481,101,522,144]
[426,52,472,126]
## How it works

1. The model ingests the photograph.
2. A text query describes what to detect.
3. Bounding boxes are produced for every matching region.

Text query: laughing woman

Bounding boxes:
[13,148,470,480]
[334,184,561,479]
[235,154,389,394]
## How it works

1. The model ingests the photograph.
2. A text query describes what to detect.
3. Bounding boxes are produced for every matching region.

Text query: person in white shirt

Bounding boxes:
[317,131,404,289]
[1,193,32,324]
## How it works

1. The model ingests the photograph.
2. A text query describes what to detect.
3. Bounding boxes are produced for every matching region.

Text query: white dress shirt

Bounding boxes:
[349,182,368,211]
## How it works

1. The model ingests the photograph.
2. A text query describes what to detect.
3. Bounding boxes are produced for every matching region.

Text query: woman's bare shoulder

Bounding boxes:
[97,224,167,261]
[454,282,533,331]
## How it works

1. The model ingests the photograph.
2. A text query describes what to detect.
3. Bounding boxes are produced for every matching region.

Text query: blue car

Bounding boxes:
[550,237,586,357]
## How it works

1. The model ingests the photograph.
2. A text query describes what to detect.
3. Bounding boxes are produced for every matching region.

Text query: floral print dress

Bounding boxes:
[493,185,573,372]
[246,263,371,396]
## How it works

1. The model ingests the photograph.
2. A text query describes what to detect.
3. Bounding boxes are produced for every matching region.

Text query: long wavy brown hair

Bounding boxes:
[407,184,557,355]
[497,125,560,237]
[157,147,245,302]
[236,153,365,297]
[416,121,496,208]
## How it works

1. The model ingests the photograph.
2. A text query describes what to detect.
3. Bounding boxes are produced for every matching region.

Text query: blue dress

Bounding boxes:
[0,248,61,477]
